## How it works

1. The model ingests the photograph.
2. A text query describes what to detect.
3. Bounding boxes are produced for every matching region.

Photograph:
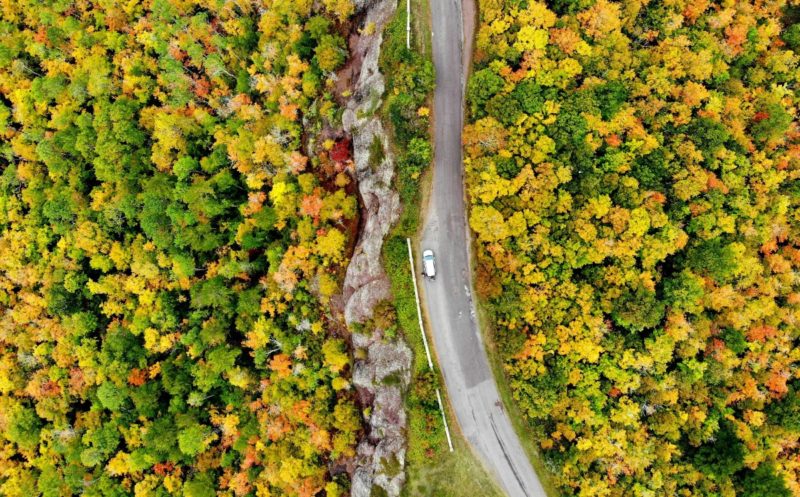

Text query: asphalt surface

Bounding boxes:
[420,1,549,496]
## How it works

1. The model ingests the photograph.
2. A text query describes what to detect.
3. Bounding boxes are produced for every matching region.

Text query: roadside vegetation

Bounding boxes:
[0,1,365,496]
[474,300,563,497]
[467,1,800,496]
[381,0,435,236]
[378,1,504,496]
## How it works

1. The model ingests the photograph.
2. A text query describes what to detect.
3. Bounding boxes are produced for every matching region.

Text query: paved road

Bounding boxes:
[420,1,548,496]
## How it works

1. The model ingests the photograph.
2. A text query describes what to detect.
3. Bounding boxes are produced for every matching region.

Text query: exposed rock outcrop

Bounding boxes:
[340,1,412,496]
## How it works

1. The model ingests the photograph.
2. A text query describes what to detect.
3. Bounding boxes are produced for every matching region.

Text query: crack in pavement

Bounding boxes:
[490,413,530,497]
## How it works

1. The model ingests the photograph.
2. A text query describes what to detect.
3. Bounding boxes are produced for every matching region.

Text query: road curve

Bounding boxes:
[420,1,548,496]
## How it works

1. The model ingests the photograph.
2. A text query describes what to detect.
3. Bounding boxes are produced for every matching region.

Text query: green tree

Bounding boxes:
[6,404,41,452]
[184,473,217,497]
[315,34,346,72]
[467,68,505,117]
[611,285,665,332]
[739,463,791,497]
[751,102,792,143]
[512,80,547,115]
[178,423,211,457]
[97,382,126,412]
[693,422,744,479]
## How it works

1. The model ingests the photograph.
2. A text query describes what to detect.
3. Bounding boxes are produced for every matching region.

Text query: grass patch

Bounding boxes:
[369,135,385,171]
[383,237,428,372]
[404,430,504,497]
[381,454,403,478]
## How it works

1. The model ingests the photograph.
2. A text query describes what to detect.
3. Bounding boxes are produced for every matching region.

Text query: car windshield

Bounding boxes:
[424,254,433,260]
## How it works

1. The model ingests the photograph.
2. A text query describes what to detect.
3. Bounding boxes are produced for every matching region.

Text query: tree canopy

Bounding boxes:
[468,0,800,495]
[0,1,362,496]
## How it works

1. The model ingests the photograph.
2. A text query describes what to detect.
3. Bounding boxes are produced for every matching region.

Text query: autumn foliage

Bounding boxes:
[468,0,800,495]
[0,1,361,496]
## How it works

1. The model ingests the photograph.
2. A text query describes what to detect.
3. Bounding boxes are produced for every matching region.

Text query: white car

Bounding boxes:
[422,249,436,279]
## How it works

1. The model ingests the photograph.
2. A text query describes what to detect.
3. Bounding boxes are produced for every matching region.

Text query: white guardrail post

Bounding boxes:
[406,238,454,452]
[406,0,411,50]
[436,388,454,452]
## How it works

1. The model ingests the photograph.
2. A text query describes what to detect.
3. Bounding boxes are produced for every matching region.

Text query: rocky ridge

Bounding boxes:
[340,0,412,496]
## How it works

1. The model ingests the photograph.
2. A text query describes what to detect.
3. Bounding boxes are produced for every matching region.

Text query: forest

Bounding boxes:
[467,0,800,496]
[0,1,365,496]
